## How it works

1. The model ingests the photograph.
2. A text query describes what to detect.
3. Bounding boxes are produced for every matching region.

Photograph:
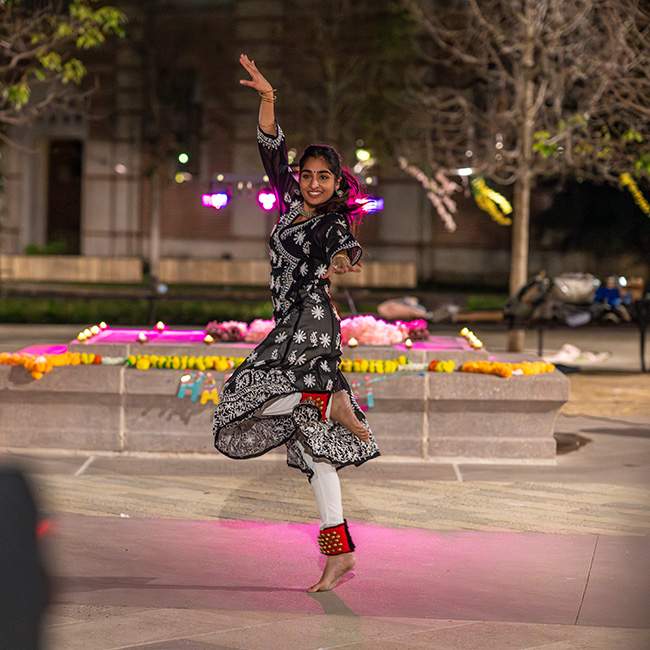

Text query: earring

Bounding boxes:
[336,189,343,197]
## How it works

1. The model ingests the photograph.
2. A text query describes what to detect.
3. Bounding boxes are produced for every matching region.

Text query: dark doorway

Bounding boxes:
[47,139,83,254]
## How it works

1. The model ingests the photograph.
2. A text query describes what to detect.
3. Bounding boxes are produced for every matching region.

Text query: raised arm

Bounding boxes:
[238,53,276,135]
[239,54,298,211]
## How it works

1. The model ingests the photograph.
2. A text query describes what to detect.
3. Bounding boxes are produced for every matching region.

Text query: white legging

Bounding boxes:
[262,394,343,529]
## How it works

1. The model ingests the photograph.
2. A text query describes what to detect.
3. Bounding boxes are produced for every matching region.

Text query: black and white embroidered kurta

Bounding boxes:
[212,124,380,479]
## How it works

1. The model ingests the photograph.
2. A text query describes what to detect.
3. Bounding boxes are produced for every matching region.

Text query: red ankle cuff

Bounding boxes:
[300,391,330,421]
[317,519,355,555]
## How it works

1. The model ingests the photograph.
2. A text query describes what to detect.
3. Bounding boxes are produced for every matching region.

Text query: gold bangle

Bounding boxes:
[259,88,277,98]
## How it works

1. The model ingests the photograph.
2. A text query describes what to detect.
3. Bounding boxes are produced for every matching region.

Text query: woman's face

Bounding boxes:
[299,156,340,209]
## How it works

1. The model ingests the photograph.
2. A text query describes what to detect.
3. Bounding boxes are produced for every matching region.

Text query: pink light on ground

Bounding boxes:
[257,188,277,211]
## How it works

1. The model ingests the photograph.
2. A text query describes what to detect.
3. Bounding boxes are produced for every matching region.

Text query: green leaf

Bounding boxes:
[38,51,63,71]
[62,58,86,84]
[4,82,31,109]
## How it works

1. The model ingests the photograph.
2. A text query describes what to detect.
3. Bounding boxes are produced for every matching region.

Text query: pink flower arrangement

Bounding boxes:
[245,318,275,342]
[204,320,247,342]
[340,315,404,346]
[204,316,429,346]
[395,319,429,341]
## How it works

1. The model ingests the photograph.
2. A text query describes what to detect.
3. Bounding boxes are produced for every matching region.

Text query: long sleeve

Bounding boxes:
[319,213,362,267]
[257,124,299,215]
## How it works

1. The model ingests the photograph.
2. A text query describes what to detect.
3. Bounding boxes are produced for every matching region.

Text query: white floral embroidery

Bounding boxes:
[286,370,296,383]
[248,351,258,362]
[309,292,321,303]
[257,124,285,149]
[275,331,288,343]
[302,242,311,255]
[320,360,330,373]
[326,379,334,391]
[309,331,319,346]
[319,332,332,348]
[271,348,279,360]
[304,374,315,388]
[288,350,297,364]
[294,353,307,366]
[292,329,306,344]
[294,230,306,245]
[315,264,328,278]
[311,305,325,320]
[299,262,308,276]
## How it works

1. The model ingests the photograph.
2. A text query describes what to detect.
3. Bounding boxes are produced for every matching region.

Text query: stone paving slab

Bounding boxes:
[41,514,650,650]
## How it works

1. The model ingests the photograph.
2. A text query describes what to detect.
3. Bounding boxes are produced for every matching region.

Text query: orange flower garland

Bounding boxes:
[460,360,555,378]
[0,352,102,380]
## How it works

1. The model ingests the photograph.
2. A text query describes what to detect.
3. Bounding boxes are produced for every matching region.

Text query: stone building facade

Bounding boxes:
[2,0,644,286]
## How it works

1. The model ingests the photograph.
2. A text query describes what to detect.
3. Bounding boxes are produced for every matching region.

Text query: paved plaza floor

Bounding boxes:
[1,324,649,649]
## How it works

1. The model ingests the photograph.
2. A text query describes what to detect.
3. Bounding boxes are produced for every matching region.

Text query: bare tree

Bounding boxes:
[400,0,650,350]
[282,0,415,161]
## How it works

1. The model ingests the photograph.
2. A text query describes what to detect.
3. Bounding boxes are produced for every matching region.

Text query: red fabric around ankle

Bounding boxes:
[300,391,330,421]
[317,519,355,555]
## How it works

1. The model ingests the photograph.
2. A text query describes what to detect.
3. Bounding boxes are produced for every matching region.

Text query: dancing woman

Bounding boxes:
[213,54,380,592]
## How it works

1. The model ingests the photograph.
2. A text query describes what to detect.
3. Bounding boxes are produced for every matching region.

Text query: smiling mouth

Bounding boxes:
[307,191,323,197]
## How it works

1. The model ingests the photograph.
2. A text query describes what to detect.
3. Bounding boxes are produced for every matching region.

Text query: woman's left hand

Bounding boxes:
[325,254,363,278]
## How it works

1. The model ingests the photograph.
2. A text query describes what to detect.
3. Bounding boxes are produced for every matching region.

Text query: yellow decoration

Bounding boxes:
[0,351,102,380]
[459,327,484,349]
[620,173,650,215]
[200,388,220,405]
[461,360,555,378]
[471,177,513,225]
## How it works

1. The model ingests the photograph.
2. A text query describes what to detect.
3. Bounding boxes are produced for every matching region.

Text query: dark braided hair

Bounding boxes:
[298,144,367,226]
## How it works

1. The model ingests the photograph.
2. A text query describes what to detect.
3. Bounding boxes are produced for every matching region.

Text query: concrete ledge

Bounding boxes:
[0,364,568,462]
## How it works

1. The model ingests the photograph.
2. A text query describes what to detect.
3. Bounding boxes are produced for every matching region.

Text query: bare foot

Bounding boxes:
[307,553,356,592]
[330,390,369,442]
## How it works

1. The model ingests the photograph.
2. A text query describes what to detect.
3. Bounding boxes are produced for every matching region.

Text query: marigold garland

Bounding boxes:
[460,360,555,378]
[619,172,650,215]
[0,351,102,380]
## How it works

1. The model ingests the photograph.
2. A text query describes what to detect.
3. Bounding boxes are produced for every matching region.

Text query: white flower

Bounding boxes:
[288,350,297,364]
[271,348,279,360]
[309,292,321,303]
[294,230,306,245]
[303,242,311,255]
[292,329,306,344]
[248,351,258,362]
[275,331,288,343]
[287,370,296,383]
[303,374,315,388]
[299,262,308,276]
[309,331,319,346]
[326,379,333,391]
[319,332,331,348]
[320,360,330,373]
[311,305,325,320]
[315,264,328,278]
[294,353,307,366]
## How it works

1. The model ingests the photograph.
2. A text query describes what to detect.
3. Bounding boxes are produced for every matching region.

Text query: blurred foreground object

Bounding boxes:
[0,467,50,650]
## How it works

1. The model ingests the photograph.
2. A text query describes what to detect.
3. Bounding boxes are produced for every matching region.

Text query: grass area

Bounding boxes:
[0,297,273,325]
[465,294,508,311]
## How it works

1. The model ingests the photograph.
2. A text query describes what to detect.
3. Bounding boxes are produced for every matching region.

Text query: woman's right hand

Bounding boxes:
[238,53,273,94]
